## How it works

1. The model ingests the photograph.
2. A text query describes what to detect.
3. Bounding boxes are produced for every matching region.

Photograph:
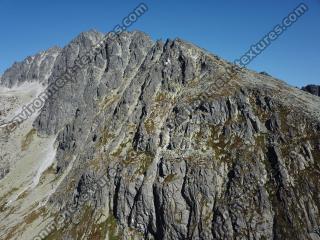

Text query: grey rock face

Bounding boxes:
[0,46,61,87]
[259,71,271,76]
[1,30,320,240]
[302,85,320,97]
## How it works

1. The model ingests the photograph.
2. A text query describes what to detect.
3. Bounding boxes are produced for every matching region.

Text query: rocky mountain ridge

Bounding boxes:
[302,85,320,97]
[0,30,320,240]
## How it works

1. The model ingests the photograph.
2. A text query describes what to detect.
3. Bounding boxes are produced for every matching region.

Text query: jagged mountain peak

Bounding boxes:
[0,46,61,88]
[69,29,105,47]
[0,30,320,240]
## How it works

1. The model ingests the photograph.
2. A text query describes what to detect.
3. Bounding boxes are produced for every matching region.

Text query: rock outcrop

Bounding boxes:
[0,30,320,240]
[302,85,320,97]
[0,47,61,88]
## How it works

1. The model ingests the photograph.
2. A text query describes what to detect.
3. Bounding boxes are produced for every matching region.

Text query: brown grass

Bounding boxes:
[21,128,36,151]
[144,118,155,134]
[24,208,43,224]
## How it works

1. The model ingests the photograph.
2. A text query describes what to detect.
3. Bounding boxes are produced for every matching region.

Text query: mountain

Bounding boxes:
[302,85,320,97]
[0,30,320,240]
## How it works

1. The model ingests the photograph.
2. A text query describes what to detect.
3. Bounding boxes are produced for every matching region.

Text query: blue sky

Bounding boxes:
[0,0,319,87]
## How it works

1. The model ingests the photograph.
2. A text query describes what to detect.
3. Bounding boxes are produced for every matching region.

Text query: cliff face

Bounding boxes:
[0,30,320,240]
[302,85,320,97]
[0,47,61,88]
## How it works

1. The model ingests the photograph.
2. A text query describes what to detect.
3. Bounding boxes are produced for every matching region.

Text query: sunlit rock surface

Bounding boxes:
[0,30,320,240]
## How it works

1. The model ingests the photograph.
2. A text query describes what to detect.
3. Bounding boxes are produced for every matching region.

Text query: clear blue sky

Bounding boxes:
[0,0,319,87]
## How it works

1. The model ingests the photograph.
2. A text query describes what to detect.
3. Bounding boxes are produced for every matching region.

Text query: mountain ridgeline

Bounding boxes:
[0,30,320,240]
[302,85,320,97]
